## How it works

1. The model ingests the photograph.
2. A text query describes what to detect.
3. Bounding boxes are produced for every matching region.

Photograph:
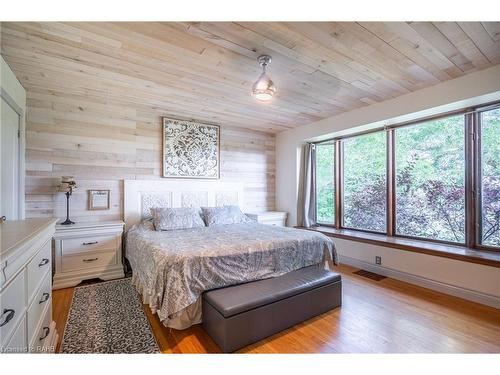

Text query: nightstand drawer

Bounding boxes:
[260,219,285,226]
[61,250,116,272]
[62,234,120,255]
[246,212,288,227]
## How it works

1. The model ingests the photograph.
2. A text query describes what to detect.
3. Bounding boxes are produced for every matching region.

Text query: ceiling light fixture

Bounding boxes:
[252,55,277,102]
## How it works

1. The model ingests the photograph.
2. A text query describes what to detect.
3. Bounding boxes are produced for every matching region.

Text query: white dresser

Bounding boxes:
[52,221,125,290]
[245,211,288,227]
[0,218,58,353]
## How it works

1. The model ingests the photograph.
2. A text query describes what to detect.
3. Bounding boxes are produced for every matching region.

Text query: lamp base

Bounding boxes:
[60,219,75,225]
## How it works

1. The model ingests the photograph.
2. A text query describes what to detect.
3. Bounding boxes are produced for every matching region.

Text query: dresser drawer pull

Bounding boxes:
[39,293,50,304]
[82,258,98,262]
[38,258,50,267]
[82,241,98,246]
[0,309,15,327]
[39,327,50,341]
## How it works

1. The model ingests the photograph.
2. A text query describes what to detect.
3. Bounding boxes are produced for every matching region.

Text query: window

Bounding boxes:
[315,143,335,224]
[342,131,386,232]
[480,108,500,247]
[313,101,500,252]
[395,115,466,243]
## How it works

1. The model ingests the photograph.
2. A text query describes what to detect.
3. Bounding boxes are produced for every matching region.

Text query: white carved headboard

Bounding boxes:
[123,179,245,229]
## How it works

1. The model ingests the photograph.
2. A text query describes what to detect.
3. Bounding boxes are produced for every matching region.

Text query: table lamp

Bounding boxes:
[58,176,77,225]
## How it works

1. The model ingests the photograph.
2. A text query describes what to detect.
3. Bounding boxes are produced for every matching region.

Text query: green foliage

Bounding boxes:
[343,131,386,232]
[395,115,466,242]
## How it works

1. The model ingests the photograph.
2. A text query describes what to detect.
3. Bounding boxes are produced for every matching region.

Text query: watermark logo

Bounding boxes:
[1,345,55,353]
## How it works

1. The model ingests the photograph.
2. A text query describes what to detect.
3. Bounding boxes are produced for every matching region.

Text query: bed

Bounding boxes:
[124,180,337,329]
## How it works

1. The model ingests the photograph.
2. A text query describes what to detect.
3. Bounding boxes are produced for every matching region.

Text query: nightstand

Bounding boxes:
[52,221,125,290]
[245,211,288,227]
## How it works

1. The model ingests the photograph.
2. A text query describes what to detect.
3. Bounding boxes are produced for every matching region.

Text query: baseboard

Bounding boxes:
[339,255,500,309]
[53,266,125,290]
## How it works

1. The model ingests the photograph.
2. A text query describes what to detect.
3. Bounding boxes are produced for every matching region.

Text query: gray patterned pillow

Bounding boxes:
[201,205,253,226]
[150,207,205,231]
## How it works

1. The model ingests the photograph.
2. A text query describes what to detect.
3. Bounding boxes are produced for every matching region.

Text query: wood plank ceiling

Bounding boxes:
[1,22,499,133]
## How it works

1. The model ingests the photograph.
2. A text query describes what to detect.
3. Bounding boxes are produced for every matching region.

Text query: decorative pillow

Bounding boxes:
[150,207,205,231]
[201,205,253,226]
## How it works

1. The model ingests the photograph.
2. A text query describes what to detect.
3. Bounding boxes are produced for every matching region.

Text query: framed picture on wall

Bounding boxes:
[162,117,220,179]
[88,189,110,210]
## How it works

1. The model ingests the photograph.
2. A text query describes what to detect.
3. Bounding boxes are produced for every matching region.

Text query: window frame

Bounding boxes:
[315,142,336,226]
[474,104,500,250]
[313,100,500,252]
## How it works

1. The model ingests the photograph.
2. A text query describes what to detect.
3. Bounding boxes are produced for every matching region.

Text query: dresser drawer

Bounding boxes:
[29,301,52,352]
[2,316,26,353]
[27,273,52,342]
[26,240,51,302]
[0,270,26,346]
[61,250,116,273]
[62,234,120,255]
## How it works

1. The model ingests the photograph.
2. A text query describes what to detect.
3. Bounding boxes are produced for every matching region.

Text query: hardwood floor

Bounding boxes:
[52,264,500,353]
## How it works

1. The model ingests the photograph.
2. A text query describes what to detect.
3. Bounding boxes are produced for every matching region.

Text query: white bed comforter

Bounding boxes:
[126,221,337,329]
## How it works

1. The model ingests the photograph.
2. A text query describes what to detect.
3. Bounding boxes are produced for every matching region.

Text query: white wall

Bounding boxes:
[276,64,500,307]
[336,239,500,307]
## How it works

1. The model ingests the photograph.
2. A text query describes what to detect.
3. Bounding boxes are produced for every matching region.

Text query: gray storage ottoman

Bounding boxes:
[202,265,342,352]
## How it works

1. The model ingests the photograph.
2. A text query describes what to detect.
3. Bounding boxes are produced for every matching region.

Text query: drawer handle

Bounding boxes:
[39,292,50,304]
[0,309,15,327]
[83,258,98,262]
[38,258,50,267]
[82,241,98,246]
[39,327,50,341]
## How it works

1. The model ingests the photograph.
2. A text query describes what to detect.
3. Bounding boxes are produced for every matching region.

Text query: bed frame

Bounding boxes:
[123,179,245,230]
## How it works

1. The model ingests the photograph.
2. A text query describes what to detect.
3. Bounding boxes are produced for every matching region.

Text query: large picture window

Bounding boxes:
[313,102,499,251]
[343,132,386,232]
[395,115,465,243]
[316,143,335,224]
[480,108,500,247]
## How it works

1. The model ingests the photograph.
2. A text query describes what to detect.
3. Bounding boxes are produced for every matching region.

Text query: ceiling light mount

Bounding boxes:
[257,54,272,69]
[252,54,277,102]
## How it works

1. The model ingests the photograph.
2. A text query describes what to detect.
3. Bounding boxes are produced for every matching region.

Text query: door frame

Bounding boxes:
[1,56,26,220]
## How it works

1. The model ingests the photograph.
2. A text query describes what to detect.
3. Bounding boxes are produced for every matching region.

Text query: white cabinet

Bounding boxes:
[52,221,125,290]
[0,218,57,353]
[245,211,288,227]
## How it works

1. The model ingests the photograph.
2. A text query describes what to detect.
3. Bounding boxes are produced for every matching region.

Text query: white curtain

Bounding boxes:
[298,143,317,227]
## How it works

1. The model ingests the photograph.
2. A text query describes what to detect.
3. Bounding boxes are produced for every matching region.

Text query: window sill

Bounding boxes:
[297,226,500,268]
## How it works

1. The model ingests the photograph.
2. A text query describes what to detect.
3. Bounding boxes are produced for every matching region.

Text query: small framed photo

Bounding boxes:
[88,190,110,210]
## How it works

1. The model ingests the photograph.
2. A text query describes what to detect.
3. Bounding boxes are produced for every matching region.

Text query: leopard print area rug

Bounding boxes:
[60,278,160,353]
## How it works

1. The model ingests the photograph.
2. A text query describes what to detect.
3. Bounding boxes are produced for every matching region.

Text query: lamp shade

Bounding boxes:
[58,176,77,192]
[61,176,74,183]
[252,72,277,101]
[252,55,276,102]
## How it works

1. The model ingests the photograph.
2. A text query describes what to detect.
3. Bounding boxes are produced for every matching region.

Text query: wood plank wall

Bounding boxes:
[25,92,276,222]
